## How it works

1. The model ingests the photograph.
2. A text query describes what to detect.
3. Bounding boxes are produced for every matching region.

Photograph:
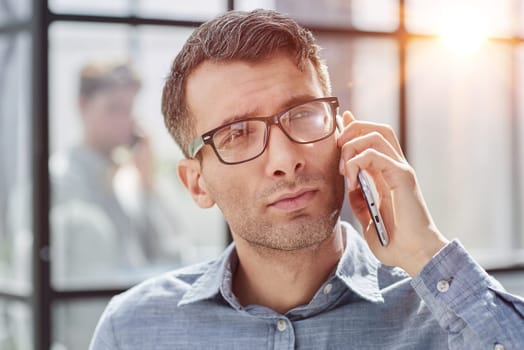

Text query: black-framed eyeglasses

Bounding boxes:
[188,97,339,165]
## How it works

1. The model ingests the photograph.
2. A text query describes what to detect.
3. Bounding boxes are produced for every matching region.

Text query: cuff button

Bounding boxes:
[436,279,450,293]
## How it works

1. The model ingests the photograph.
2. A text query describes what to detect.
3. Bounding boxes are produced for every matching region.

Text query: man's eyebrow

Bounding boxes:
[221,94,319,126]
[281,94,319,111]
[221,108,261,126]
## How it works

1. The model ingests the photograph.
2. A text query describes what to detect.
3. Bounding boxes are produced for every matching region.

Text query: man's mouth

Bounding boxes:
[268,189,318,211]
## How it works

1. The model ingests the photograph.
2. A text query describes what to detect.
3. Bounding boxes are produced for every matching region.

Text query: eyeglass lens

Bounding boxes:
[212,100,335,164]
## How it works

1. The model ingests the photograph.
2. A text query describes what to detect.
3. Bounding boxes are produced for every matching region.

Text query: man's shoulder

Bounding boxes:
[105,260,217,318]
[90,259,225,347]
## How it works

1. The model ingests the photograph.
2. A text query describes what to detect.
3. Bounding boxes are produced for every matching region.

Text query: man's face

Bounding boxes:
[80,87,137,152]
[185,54,345,251]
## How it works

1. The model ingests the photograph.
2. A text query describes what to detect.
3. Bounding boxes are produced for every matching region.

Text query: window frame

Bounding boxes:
[0,1,522,349]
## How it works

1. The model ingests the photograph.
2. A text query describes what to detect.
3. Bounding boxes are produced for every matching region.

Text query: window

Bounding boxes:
[49,22,225,290]
[49,0,226,21]
[407,40,514,261]
[48,18,226,350]
[0,1,523,348]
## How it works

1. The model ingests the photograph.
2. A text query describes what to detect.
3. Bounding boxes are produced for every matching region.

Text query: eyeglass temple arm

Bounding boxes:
[188,137,204,158]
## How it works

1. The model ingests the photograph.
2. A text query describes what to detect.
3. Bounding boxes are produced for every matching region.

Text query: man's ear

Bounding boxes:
[177,158,215,208]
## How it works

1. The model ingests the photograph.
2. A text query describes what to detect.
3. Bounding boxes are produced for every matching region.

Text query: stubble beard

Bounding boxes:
[236,210,341,252]
[223,175,346,253]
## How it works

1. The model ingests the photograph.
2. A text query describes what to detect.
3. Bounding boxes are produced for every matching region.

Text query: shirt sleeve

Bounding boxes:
[410,239,524,350]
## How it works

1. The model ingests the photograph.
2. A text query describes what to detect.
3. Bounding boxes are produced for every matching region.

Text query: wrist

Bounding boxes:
[403,231,449,277]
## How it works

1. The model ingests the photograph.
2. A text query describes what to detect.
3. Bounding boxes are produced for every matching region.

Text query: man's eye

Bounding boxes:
[216,123,251,148]
[284,109,322,128]
[225,129,245,143]
[290,109,316,120]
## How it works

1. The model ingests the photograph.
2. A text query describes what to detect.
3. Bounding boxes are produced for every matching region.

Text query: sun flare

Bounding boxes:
[438,9,489,55]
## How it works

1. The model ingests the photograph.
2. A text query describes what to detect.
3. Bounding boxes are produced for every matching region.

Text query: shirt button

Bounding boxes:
[436,279,450,293]
[494,343,505,350]
[277,319,287,332]
[323,283,333,295]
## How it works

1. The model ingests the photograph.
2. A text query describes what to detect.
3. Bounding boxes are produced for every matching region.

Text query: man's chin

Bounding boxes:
[246,219,338,252]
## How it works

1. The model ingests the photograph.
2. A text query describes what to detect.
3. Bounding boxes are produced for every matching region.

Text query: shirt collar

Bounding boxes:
[336,222,384,303]
[177,243,235,306]
[178,221,384,307]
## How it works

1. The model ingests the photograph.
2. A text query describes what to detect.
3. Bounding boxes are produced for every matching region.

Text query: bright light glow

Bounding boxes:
[438,7,489,55]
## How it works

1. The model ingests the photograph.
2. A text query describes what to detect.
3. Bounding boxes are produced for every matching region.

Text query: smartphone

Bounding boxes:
[336,116,389,246]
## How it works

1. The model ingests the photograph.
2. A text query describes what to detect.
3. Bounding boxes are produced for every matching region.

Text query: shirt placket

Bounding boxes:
[271,316,295,350]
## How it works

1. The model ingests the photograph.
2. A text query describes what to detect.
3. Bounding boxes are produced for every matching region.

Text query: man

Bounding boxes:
[51,61,181,287]
[90,10,524,349]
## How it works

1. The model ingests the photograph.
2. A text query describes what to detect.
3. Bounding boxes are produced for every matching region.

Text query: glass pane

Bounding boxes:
[0,0,31,24]
[49,22,226,289]
[52,298,109,350]
[235,0,276,11]
[138,0,226,21]
[317,35,399,132]
[350,0,398,32]
[0,33,32,289]
[49,0,128,16]
[406,0,515,36]
[517,45,524,249]
[407,39,514,266]
[520,1,524,37]
[276,0,352,28]
[50,0,226,19]
[274,0,397,31]
[0,299,32,350]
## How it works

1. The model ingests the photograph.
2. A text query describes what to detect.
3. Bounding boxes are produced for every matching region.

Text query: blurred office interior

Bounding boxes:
[1,0,523,349]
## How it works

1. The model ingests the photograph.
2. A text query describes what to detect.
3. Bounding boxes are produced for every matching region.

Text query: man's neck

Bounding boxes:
[232,224,345,314]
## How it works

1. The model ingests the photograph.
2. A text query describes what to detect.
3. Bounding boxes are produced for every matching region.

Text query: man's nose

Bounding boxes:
[263,125,306,179]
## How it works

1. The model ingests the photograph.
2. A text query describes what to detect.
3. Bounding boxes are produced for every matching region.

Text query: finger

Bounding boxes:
[335,111,356,137]
[342,148,410,192]
[340,131,404,171]
[342,110,355,127]
[339,120,405,160]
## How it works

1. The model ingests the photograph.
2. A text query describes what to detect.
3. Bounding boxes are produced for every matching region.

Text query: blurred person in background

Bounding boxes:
[50,61,183,288]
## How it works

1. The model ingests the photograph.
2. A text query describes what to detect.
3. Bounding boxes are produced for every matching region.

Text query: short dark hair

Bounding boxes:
[161,9,331,158]
[79,61,141,100]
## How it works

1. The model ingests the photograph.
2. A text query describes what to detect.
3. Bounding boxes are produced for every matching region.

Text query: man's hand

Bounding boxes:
[337,111,448,277]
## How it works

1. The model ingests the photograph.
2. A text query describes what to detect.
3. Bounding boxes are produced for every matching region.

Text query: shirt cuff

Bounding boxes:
[411,239,498,303]
[410,239,514,346]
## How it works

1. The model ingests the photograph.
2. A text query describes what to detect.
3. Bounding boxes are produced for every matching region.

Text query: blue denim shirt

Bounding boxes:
[90,223,524,349]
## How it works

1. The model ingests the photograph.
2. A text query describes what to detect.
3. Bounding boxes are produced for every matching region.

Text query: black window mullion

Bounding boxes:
[32,0,51,349]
